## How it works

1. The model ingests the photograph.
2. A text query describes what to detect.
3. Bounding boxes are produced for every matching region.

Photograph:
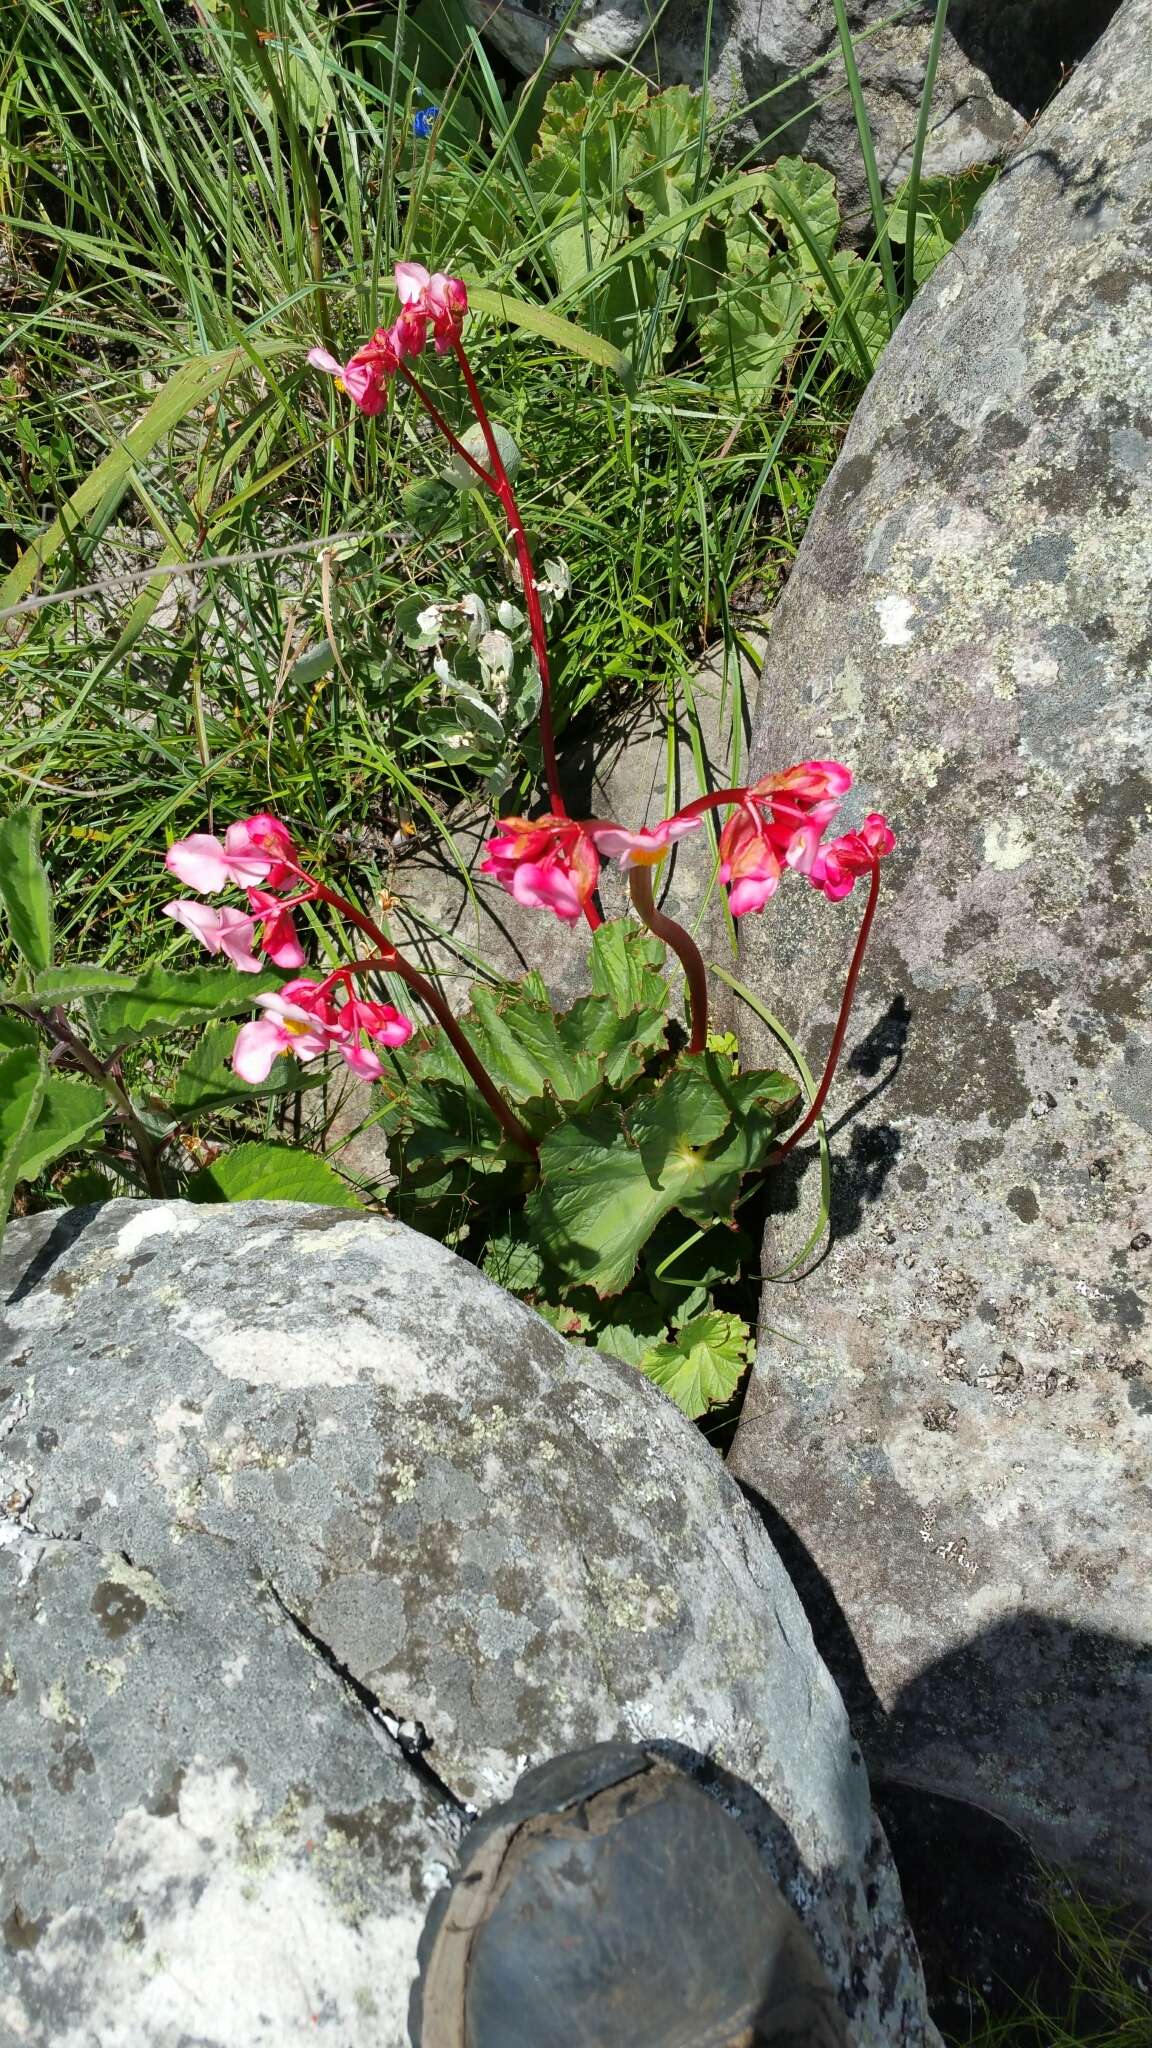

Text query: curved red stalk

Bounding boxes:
[769,856,881,1163]
[627,865,709,1054]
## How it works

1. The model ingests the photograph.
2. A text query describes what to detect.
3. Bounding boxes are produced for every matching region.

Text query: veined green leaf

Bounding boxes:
[89,964,282,1055]
[639,1309,754,1419]
[0,810,54,972]
[17,1075,108,1183]
[0,1045,48,1240]
[185,1141,363,1208]
[2,966,136,1007]
[527,1054,797,1296]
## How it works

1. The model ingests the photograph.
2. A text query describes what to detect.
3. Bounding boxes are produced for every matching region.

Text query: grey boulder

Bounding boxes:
[729,0,1152,1899]
[1,1200,934,2045]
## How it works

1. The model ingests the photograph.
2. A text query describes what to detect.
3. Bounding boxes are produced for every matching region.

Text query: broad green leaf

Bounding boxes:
[0,810,54,971]
[17,1075,107,1183]
[0,340,295,616]
[171,1020,322,1117]
[588,919,667,1017]
[482,1232,545,1294]
[810,249,892,368]
[2,966,135,1007]
[185,1142,362,1208]
[527,1055,798,1295]
[59,1167,121,1206]
[0,1016,37,1054]
[748,156,841,257]
[593,1291,669,1368]
[887,167,997,288]
[700,240,807,402]
[89,965,282,1055]
[629,88,701,224]
[639,1310,754,1419]
[0,1045,47,1238]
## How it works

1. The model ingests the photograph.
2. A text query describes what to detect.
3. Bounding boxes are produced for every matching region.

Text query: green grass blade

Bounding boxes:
[901,0,950,311]
[829,0,900,327]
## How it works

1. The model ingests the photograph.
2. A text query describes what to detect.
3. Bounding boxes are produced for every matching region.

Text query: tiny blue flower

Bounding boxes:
[412,105,441,139]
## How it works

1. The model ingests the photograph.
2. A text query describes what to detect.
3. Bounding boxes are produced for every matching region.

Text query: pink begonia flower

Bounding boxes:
[588,816,701,870]
[808,813,896,902]
[163,901,264,973]
[480,813,600,926]
[307,329,399,416]
[246,889,306,969]
[165,813,298,893]
[718,805,784,919]
[232,986,335,1082]
[718,760,869,917]
[231,980,415,1085]
[392,261,468,352]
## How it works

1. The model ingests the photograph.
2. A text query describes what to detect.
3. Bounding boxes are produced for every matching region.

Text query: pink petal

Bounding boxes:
[510,860,583,925]
[728,872,780,917]
[367,1008,414,1049]
[214,915,264,974]
[340,1042,385,1081]
[307,346,343,375]
[165,833,232,892]
[162,899,224,951]
[394,260,431,305]
[231,1018,287,1083]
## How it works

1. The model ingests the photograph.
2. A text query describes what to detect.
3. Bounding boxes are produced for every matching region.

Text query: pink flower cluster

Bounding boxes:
[162,812,414,1084]
[308,263,469,416]
[163,814,305,974]
[480,813,601,926]
[233,980,413,1084]
[718,762,894,916]
[478,762,893,927]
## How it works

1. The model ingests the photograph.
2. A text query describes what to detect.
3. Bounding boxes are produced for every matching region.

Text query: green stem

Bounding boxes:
[45,1007,167,1197]
[627,866,709,1054]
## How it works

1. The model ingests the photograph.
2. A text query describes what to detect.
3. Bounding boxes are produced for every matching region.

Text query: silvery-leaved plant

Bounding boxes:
[396,565,567,795]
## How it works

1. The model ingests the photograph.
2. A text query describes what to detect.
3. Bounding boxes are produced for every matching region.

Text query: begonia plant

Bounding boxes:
[0,266,893,1416]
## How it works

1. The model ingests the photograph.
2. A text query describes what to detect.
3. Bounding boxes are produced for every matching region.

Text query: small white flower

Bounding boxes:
[416,602,445,638]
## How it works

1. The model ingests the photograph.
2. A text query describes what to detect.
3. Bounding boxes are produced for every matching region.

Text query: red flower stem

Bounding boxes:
[628,865,709,1054]
[670,787,749,823]
[769,857,881,1164]
[451,338,566,821]
[395,362,495,487]
[289,870,538,1157]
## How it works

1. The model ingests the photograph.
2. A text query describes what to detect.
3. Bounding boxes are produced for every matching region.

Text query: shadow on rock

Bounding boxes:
[736,1481,1152,2027]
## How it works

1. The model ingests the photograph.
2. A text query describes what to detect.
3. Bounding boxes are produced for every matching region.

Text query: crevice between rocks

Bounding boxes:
[264,1578,476,1822]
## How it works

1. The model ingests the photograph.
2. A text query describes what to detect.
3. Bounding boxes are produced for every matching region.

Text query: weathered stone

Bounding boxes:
[463,0,1119,216]
[0,1200,933,2045]
[729,0,1152,1900]
[0,1534,454,2047]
